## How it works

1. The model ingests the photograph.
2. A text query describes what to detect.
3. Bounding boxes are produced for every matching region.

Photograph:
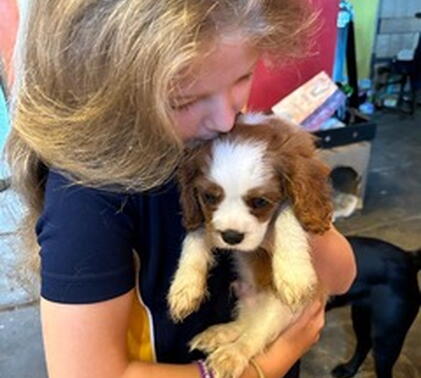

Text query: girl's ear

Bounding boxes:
[177,151,205,231]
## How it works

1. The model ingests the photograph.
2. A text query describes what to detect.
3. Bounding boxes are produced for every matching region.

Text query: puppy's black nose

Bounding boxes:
[221,230,244,245]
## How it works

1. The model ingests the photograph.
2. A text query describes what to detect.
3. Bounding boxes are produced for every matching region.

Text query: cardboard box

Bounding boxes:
[314,122,377,149]
[317,141,372,209]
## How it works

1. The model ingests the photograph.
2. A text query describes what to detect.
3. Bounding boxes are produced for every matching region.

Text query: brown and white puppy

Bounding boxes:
[168,113,332,378]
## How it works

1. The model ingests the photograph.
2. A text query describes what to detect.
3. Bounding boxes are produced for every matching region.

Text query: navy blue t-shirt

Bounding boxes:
[36,170,236,363]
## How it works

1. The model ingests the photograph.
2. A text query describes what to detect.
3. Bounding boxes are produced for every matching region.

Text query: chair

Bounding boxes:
[374,13,421,115]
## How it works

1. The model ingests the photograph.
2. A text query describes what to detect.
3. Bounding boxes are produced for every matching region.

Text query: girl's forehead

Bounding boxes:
[174,40,260,97]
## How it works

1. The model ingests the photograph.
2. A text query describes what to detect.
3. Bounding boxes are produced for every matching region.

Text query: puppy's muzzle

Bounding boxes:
[220,230,245,245]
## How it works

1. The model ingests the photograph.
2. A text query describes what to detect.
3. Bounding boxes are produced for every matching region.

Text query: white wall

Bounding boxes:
[375,0,421,59]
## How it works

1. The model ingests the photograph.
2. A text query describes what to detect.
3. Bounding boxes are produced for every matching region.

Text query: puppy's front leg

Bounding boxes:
[168,229,214,322]
[272,205,317,308]
[205,291,296,378]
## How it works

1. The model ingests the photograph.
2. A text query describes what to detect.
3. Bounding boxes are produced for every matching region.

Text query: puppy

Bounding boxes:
[168,113,333,378]
[328,236,420,378]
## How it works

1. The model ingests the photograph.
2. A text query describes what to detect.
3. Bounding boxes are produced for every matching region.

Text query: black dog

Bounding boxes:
[327,236,420,378]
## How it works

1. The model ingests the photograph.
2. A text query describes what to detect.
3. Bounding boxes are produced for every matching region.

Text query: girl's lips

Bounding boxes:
[199,131,219,140]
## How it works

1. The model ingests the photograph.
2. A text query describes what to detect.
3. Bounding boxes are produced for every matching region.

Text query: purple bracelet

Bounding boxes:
[196,359,214,378]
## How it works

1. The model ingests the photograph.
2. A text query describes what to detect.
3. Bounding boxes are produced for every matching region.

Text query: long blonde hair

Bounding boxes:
[6,0,316,277]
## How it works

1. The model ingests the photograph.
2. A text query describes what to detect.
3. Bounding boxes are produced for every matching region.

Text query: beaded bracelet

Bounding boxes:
[196,359,214,378]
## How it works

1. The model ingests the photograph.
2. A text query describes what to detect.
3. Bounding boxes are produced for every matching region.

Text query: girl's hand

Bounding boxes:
[276,295,326,355]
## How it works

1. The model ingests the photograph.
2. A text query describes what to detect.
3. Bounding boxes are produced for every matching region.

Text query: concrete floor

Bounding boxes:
[0,111,420,377]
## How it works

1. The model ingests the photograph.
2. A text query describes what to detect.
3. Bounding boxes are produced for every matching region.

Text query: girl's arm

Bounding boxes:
[123,297,326,378]
[42,288,325,378]
[41,290,133,378]
[309,225,357,295]
[41,289,203,378]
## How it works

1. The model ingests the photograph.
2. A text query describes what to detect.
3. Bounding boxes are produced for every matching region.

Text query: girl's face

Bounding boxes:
[169,40,260,142]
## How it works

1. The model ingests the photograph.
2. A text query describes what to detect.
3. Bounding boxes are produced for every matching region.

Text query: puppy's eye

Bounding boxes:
[249,197,270,209]
[202,192,219,205]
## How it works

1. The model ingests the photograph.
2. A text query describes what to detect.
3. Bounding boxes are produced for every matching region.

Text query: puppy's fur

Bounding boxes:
[167,114,333,378]
[328,236,420,378]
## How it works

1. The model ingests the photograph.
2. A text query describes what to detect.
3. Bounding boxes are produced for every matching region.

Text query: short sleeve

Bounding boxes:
[36,170,136,304]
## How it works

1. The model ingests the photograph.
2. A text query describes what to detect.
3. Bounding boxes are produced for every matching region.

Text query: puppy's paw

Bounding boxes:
[206,343,251,378]
[274,264,317,308]
[167,272,207,322]
[189,323,242,354]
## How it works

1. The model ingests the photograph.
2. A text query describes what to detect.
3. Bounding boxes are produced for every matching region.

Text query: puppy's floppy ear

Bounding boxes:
[177,149,205,231]
[272,124,333,234]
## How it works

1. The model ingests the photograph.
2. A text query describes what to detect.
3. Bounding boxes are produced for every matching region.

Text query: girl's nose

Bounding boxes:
[207,92,240,133]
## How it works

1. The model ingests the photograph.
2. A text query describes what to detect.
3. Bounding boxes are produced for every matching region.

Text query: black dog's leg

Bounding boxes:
[331,304,372,378]
[371,298,419,378]
[371,346,394,378]
[371,315,398,378]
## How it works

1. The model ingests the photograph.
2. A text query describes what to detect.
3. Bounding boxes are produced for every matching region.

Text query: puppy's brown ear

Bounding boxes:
[274,129,333,234]
[177,150,205,231]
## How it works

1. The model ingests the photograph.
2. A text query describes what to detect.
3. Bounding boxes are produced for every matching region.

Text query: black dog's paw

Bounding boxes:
[331,363,358,378]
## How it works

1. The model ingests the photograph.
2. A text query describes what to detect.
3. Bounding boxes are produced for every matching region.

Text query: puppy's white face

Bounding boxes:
[196,138,284,251]
[181,112,333,239]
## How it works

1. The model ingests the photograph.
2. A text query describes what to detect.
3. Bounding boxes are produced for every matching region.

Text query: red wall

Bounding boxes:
[248,0,339,111]
[0,0,19,86]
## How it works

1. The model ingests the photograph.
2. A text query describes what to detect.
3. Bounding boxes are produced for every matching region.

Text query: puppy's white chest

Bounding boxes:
[232,251,259,293]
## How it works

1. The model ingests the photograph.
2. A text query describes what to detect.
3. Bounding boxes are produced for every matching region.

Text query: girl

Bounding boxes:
[6,1,356,377]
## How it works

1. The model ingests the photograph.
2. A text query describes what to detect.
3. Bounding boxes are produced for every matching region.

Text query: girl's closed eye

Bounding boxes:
[238,72,253,83]
[171,100,197,112]
[171,73,253,112]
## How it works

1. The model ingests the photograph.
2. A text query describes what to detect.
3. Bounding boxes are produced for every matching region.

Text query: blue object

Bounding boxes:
[332,1,354,83]
[0,86,10,179]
